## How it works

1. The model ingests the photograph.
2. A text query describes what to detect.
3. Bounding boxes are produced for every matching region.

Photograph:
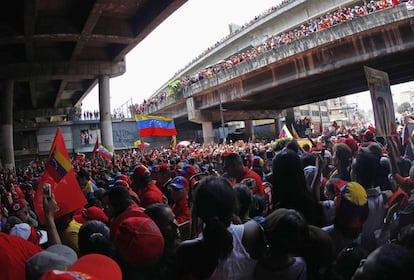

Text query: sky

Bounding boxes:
[81,0,414,115]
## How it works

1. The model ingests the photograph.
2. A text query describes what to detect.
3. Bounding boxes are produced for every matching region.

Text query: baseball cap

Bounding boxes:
[112,216,164,267]
[178,164,196,175]
[150,163,170,173]
[73,206,108,224]
[40,254,122,280]
[336,182,369,229]
[9,199,27,214]
[169,176,189,190]
[26,245,78,278]
[9,222,48,245]
[133,164,151,178]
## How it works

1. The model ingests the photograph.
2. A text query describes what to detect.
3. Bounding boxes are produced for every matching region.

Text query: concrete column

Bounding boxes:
[0,80,15,169]
[201,121,214,144]
[98,75,114,152]
[244,120,255,141]
[274,118,282,139]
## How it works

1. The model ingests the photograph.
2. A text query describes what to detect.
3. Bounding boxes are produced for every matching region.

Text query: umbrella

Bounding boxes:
[176,140,191,149]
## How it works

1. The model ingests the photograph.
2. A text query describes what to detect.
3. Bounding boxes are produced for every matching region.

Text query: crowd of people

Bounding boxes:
[135,0,403,115]
[2,120,414,279]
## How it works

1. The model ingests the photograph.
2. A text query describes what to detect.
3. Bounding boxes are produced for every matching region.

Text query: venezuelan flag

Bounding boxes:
[97,145,113,160]
[135,114,177,137]
[48,147,72,182]
[278,124,293,139]
[46,129,73,183]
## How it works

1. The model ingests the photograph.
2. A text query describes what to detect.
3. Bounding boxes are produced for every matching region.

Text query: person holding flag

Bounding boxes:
[34,128,87,226]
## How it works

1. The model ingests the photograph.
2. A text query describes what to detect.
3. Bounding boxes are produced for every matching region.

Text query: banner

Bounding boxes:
[364,66,396,136]
[34,128,87,224]
[279,124,293,139]
[135,114,177,137]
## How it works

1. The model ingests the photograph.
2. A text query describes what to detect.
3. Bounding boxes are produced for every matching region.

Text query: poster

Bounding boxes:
[364,66,396,136]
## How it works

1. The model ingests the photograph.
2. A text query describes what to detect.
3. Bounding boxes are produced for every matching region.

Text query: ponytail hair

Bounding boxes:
[193,176,236,261]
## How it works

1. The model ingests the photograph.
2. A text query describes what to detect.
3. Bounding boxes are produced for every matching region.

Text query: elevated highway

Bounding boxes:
[148,4,414,132]
[0,0,188,168]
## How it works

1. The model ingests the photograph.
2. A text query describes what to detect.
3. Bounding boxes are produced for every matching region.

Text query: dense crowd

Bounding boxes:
[136,0,403,115]
[2,120,414,279]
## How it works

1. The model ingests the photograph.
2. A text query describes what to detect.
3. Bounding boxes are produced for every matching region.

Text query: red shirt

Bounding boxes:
[172,196,191,225]
[0,232,42,280]
[137,181,164,208]
[236,167,263,195]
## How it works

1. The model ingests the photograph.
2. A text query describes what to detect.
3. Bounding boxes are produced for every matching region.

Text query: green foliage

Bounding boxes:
[167,80,182,99]
[397,102,412,114]
[272,138,291,151]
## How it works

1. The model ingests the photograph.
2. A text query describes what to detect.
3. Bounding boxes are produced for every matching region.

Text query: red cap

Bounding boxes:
[113,216,164,267]
[133,165,151,179]
[73,206,108,224]
[41,254,122,280]
[9,199,27,214]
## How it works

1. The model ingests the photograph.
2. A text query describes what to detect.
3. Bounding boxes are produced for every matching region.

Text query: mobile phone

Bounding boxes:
[43,183,52,199]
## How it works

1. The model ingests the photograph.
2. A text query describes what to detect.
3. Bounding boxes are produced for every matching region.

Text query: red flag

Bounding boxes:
[92,137,99,155]
[34,128,87,225]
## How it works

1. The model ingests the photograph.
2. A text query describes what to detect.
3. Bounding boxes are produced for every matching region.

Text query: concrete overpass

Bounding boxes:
[147,4,414,142]
[0,0,188,169]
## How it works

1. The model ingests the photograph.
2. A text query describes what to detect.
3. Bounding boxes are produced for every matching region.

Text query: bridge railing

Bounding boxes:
[147,3,411,115]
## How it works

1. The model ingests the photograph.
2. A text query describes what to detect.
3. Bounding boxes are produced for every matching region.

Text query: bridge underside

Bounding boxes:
[151,5,414,124]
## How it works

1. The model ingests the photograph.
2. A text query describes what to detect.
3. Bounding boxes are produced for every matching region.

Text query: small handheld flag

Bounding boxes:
[34,128,87,224]
[279,124,293,139]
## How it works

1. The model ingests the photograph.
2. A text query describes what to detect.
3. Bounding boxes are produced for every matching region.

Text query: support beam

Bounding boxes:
[201,121,214,144]
[98,75,114,152]
[0,60,126,81]
[244,120,255,141]
[0,80,15,169]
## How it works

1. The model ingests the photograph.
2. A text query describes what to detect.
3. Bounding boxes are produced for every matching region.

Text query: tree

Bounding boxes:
[397,102,412,114]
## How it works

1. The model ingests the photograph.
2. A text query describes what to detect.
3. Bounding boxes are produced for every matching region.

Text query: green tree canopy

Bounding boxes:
[397,102,412,114]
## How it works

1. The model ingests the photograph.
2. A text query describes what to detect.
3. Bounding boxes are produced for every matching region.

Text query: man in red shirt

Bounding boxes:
[169,176,191,225]
[131,164,165,208]
[223,153,263,195]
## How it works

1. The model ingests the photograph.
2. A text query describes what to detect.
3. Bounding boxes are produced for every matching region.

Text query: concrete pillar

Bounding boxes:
[201,121,214,144]
[244,120,255,141]
[0,80,15,169]
[274,118,282,139]
[98,75,114,152]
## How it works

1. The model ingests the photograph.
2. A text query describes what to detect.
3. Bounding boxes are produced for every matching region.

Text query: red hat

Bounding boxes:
[73,206,108,224]
[14,186,26,199]
[113,216,164,267]
[114,174,132,186]
[150,163,170,173]
[41,254,122,280]
[133,164,151,179]
[178,164,196,176]
[112,179,130,189]
[9,199,27,214]
[362,130,374,141]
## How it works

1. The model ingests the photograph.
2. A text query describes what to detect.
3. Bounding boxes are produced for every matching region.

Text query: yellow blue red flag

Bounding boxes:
[135,114,177,137]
